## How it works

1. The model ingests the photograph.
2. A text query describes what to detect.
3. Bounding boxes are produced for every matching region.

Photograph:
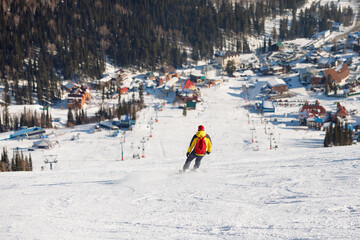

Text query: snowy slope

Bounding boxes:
[1,77,360,239]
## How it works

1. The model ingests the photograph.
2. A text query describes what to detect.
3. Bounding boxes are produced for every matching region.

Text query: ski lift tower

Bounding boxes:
[250,127,255,143]
[155,108,159,122]
[148,119,154,138]
[44,155,58,170]
[140,137,147,158]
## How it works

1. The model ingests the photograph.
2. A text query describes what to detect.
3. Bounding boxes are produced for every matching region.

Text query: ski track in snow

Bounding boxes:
[1,79,360,238]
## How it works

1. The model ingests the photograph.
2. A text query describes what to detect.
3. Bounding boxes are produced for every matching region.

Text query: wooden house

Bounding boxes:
[332,22,343,32]
[215,51,241,69]
[182,79,196,92]
[160,65,176,76]
[67,85,91,109]
[299,100,327,125]
[335,102,349,119]
[310,75,326,88]
[190,73,206,83]
[271,66,284,75]
[323,64,350,86]
[63,82,79,93]
[270,42,284,52]
[267,78,288,94]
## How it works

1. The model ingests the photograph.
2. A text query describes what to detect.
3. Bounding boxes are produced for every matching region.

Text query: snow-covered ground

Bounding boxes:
[1,76,360,239]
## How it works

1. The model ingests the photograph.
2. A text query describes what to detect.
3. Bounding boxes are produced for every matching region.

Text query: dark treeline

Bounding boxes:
[0,147,33,172]
[67,89,145,127]
[0,106,52,133]
[279,2,353,41]
[0,0,351,105]
[324,120,353,147]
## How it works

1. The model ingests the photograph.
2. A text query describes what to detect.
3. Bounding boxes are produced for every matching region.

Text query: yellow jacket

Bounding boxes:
[187,130,212,156]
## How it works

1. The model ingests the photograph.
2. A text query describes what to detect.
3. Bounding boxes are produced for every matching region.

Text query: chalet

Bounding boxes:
[182,79,196,92]
[271,66,284,75]
[332,22,343,32]
[299,100,327,126]
[164,77,179,91]
[310,75,325,88]
[267,78,288,94]
[335,102,349,119]
[238,53,260,69]
[165,72,180,81]
[67,85,91,109]
[262,100,275,113]
[259,65,270,75]
[270,42,284,52]
[202,64,220,79]
[98,74,112,88]
[160,65,176,76]
[318,57,334,69]
[115,70,130,86]
[300,67,316,84]
[63,82,79,92]
[215,51,241,69]
[306,117,323,130]
[190,73,206,83]
[323,64,350,86]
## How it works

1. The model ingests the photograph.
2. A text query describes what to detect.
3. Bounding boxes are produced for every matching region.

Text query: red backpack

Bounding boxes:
[195,136,207,154]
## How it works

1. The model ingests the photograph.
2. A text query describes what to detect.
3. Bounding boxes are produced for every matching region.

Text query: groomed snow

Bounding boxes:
[1,76,360,239]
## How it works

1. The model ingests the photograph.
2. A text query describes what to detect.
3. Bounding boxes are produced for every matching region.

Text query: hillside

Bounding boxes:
[1,77,359,239]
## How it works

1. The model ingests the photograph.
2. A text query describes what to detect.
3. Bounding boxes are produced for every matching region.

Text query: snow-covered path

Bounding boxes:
[1,79,360,239]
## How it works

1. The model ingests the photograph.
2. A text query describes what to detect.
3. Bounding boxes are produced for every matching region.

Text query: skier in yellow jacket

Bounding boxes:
[183,125,212,171]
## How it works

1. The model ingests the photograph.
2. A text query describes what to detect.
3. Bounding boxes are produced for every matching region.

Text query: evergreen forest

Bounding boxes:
[0,0,354,106]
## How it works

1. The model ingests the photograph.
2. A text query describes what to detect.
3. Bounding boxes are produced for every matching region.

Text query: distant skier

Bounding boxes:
[183,125,212,171]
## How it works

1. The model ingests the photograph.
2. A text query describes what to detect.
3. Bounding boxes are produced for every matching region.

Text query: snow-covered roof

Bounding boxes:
[318,57,330,65]
[165,77,179,90]
[64,82,78,90]
[239,53,259,63]
[190,71,204,77]
[267,78,286,87]
[263,100,275,109]
[100,75,112,82]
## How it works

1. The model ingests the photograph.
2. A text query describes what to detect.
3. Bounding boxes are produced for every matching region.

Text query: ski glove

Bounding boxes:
[206,151,210,155]
[186,152,190,157]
